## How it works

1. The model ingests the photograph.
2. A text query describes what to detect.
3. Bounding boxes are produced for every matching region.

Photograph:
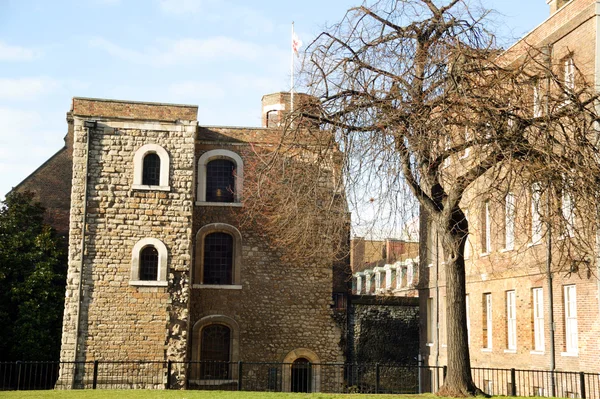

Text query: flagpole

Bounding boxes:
[291,21,295,114]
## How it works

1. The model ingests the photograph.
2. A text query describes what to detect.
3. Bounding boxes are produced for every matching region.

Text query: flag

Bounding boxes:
[292,32,302,56]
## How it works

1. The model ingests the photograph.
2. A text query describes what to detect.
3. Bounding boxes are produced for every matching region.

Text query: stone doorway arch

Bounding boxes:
[282,348,320,392]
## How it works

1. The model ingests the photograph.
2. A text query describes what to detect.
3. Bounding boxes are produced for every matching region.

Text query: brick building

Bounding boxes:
[420,0,600,393]
[15,92,348,390]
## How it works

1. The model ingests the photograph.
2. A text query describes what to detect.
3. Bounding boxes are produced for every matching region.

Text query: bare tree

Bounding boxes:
[261,0,600,396]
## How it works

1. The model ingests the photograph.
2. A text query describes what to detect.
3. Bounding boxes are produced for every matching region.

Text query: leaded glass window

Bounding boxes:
[203,232,233,284]
[206,159,235,202]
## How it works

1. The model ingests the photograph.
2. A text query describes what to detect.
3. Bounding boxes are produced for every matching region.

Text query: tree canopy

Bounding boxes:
[0,191,67,361]
[264,0,600,395]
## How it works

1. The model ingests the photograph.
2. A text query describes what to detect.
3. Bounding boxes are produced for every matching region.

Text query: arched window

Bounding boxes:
[194,223,242,287]
[130,238,168,286]
[191,315,240,383]
[133,144,170,191]
[200,324,231,379]
[142,153,161,186]
[206,159,235,202]
[197,150,243,205]
[203,232,233,285]
[139,246,158,280]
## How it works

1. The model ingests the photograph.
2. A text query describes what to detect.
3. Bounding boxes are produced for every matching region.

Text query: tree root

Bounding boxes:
[437,384,490,398]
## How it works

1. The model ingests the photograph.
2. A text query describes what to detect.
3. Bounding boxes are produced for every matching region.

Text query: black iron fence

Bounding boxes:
[1,360,599,398]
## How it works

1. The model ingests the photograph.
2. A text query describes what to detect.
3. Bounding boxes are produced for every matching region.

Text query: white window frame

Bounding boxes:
[563,285,578,355]
[482,201,491,254]
[531,183,542,245]
[565,57,575,92]
[427,297,434,345]
[464,210,471,259]
[132,144,171,191]
[505,193,515,251]
[406,259,415,286]
[561,186,575,238]
[506,290,517,351]
[533,287,545,352]
[483,293,492,350]
[533,79,542,117]
[197,149,244,206]
[466,294,471,345]
[130,237,168,286]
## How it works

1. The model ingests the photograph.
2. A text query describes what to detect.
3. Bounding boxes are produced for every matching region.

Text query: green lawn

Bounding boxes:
[0,391,438,399]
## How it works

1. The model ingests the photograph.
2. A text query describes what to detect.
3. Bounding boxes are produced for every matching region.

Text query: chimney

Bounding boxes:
[261,92,317,128]
[547,0,572,15]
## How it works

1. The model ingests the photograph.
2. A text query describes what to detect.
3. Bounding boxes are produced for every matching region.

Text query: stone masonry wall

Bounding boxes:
[60,98,196,388]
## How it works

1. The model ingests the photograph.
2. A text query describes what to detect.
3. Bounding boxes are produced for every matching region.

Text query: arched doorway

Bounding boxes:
[291,358,311,393]
[282,348,321,392]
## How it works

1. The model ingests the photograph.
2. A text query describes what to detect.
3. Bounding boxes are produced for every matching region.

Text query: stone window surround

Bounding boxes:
[193,223,243,288]
[196,149,244,206]
[132,143,171,191]
[191,315,240,381]
[130,237,168,286]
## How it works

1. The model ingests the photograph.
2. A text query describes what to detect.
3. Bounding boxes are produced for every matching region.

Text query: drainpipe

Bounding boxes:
[435,230,440,389]
[546,210,556,398]
[72,120,94,387]
[542,46,556,397]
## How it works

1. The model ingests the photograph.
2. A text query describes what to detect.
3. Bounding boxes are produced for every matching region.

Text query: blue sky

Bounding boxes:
[0,0,549,199]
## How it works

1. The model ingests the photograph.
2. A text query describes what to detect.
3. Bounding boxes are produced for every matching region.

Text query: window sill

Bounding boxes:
[129,280,168,287]
[499,247,513,253]
[193,284,242,290]
[480,252,490,257]
[481,348,493,352]
[527,241,542,248]
[560,351,578,357]
[504,349,517,354]
[530,350,545,355]
[195,201,243,207]
[132,184,171,192]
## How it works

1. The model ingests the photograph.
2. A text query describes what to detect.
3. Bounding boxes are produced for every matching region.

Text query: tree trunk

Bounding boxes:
[436,207,486,397]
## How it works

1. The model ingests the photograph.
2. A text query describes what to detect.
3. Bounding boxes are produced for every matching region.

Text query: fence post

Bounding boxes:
[16,361,22,391]
[166,360,172,390]
[237,361,243,391]
[580,372,586,399]
[510,368,516,396]
[375,363,380,394]
[92,360,99,389]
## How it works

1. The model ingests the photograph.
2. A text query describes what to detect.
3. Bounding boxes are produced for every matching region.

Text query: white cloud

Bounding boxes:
[90,36,269,66]
[0,41,40,62]
[158,0,204,14]
[95,0,121,4]
[0,108,43,134]
[0,77,59,100]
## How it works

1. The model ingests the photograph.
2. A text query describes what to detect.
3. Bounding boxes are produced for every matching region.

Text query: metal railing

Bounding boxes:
[1,359,598,398]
